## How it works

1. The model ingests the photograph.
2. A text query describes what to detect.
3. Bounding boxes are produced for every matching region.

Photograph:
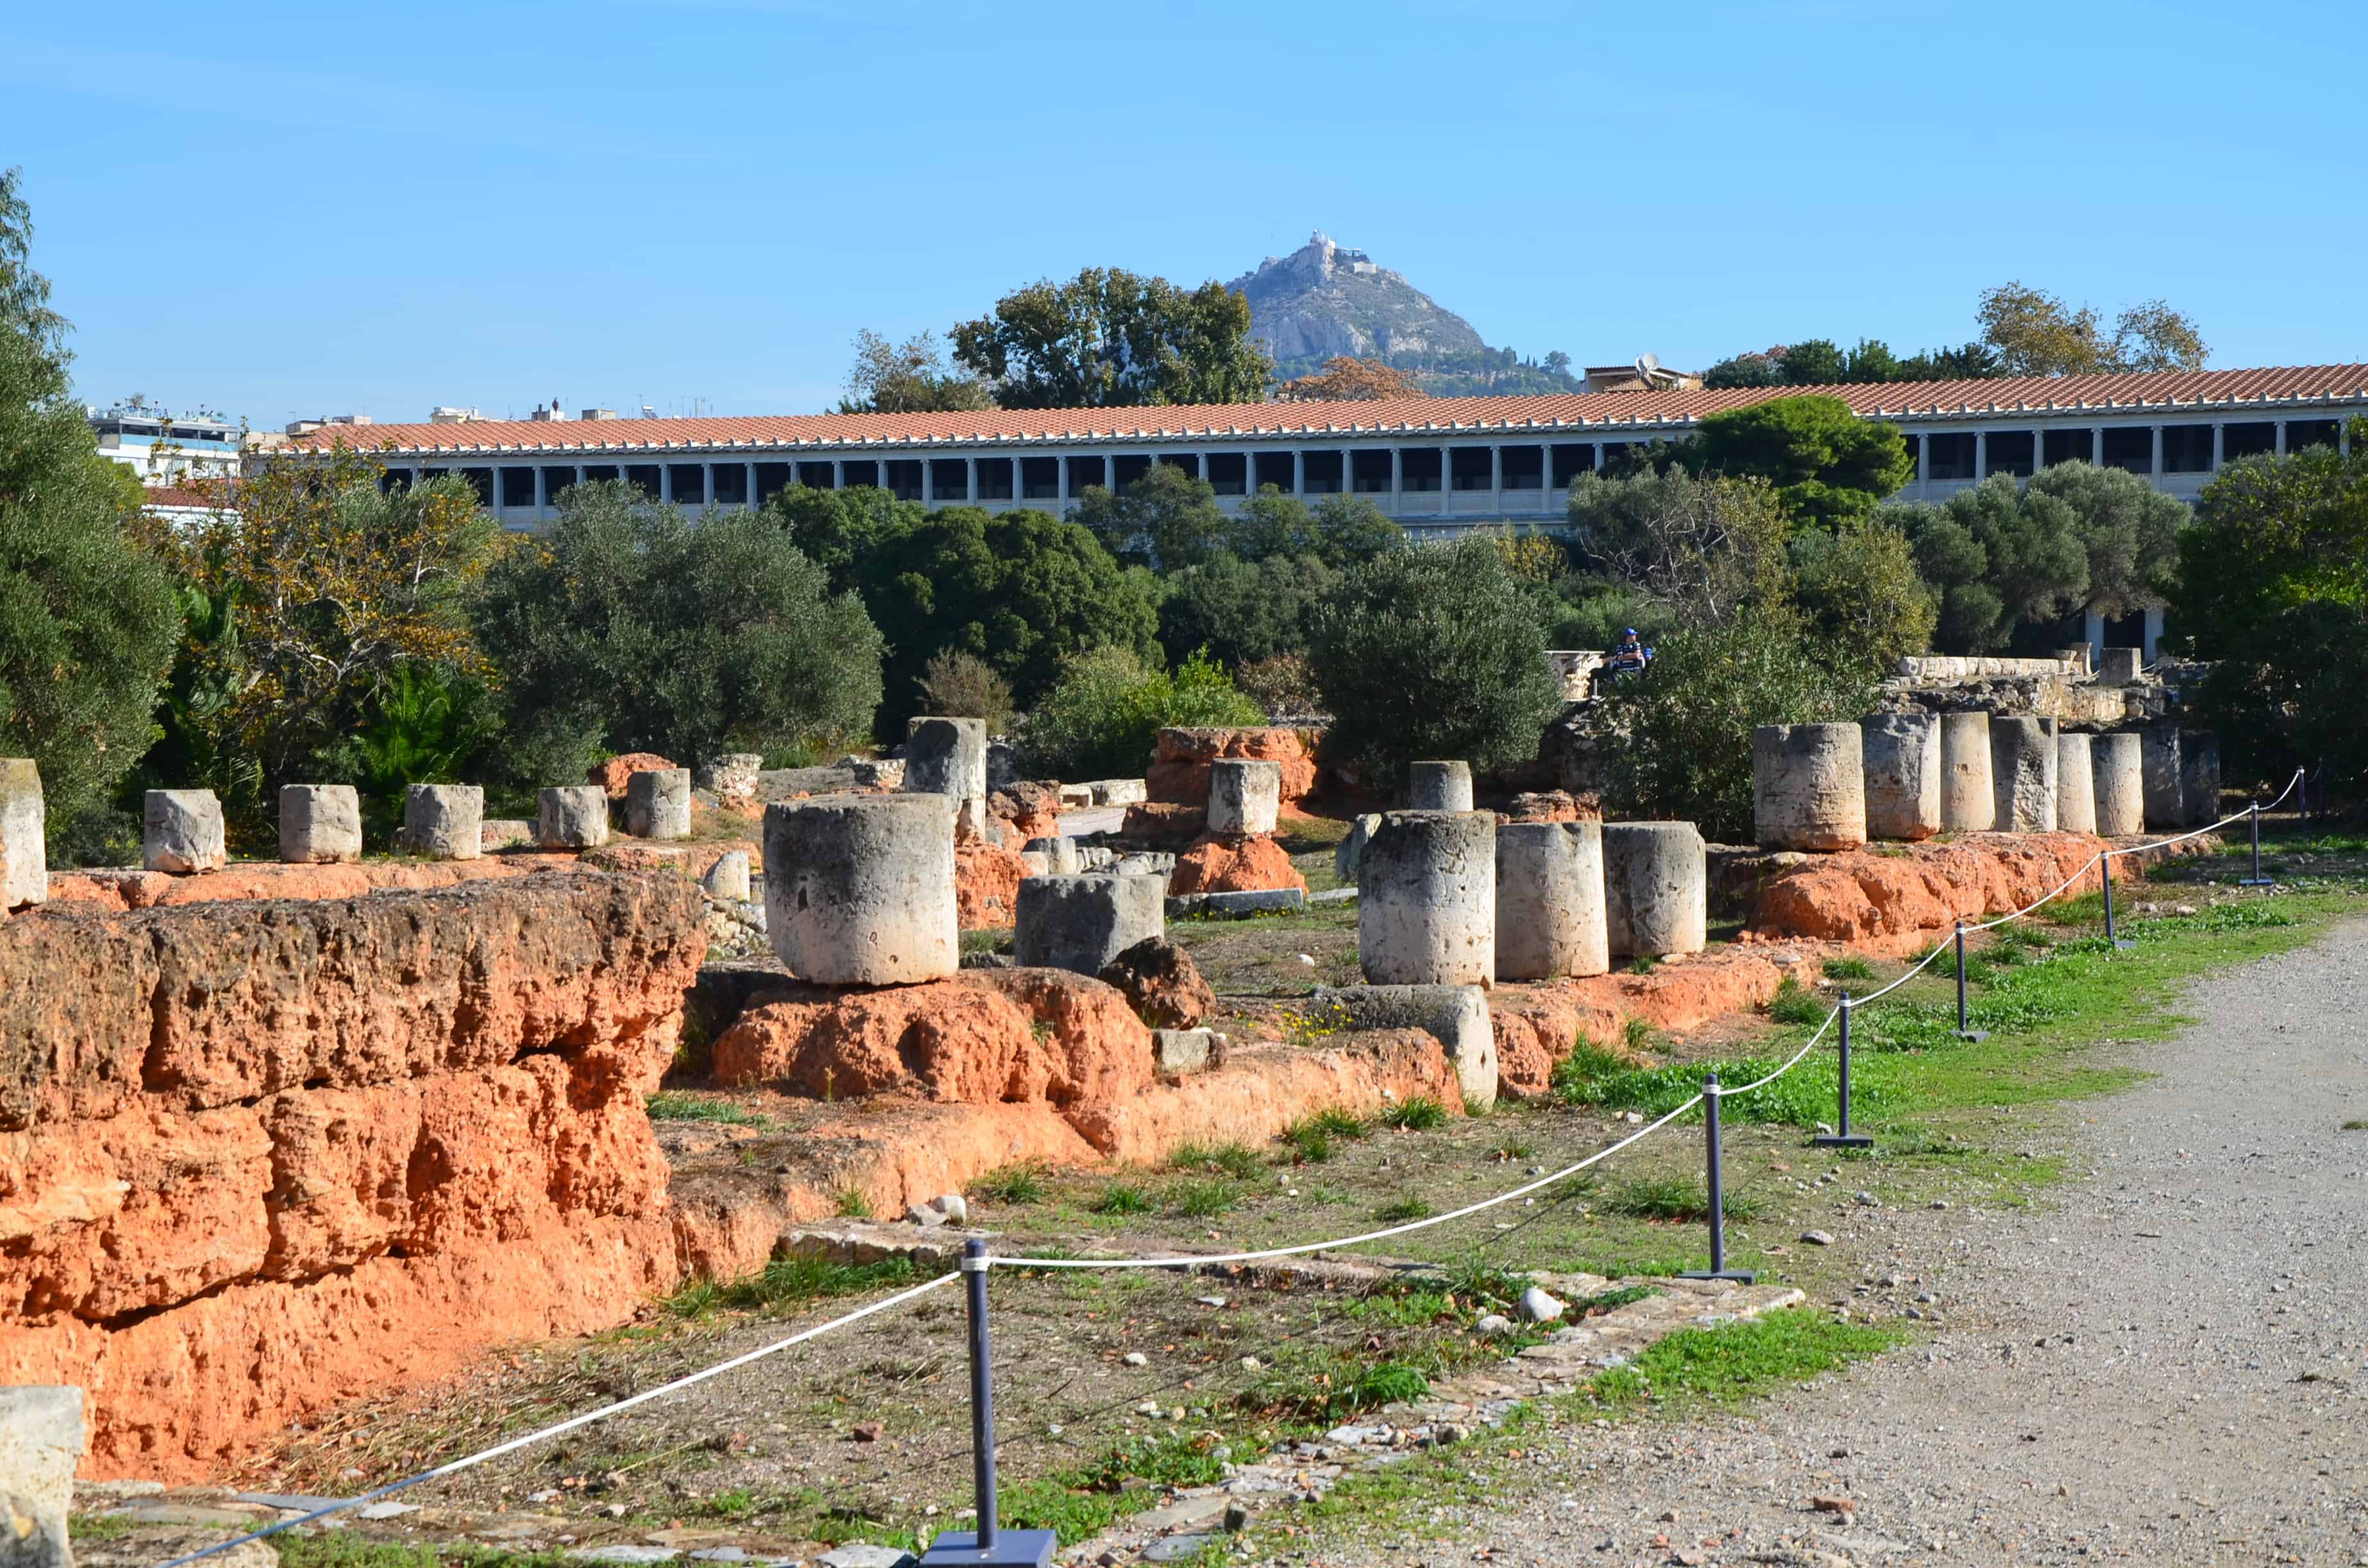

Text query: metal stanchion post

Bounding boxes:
[919,1239,1056,1567]
[1952,919,1987,1041]
[1679,1074,1755,1284]
[2240,799,2273,886]
[1814,995,1873,1148]
[2101,851,2134,951]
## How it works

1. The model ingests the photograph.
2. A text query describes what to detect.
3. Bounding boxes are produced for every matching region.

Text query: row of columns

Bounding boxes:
[1912,416,2349,488]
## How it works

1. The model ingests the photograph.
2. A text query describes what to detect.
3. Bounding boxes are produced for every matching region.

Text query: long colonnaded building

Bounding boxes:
[291,363,2366,654]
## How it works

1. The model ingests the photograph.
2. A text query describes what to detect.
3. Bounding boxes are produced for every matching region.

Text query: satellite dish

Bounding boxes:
[1635,352,1661,375]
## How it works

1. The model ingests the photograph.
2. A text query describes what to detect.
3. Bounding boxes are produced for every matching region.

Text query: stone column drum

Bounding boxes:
[1989,715,2058,833]
[1014,873,1165,975]
[1407,760,1474,812]
[144,789,226,874]
[626,767,692,839]
[2091,733,2146,837]
[1,758,47,908]
[1359,810,1496,986]
[402,783,482,860]
[279,783,363,863]
[2180,731,2222,828]
[1750,723,1867,851]
[1207,759,1281,836]
[2140,724,2183,829]
[0,1386,81,1568]
[1859,713,1940,841]
[1600,821,1707,957]
[905,715,988,800]
[766,793,957,983]
[1937,711,1996,831]
[2096,646,2143,683]
[2054,733,2097,834]
[538,785,611,849]
[1495,821,1609,981]
[1316,984,1498,1115]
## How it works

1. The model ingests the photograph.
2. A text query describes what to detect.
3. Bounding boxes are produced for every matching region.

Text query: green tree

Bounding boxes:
[2026,461,2187,620]
[836,328,993,414]
[1977,281,2208,377]
[1891,474,2089,652]
[769,486,1161,735]
[1593,607,1880,840]
[0,185,179,843]
[1067,461,1229,569]
[1156,551,1335,669]
[1702,352,1783,389]
[1841,338,1903,382]
[1788,518,1937,668]
[1686,395,1913,528]
[1016,646,1261,781]
[1308,537,1563,787]
[1776,338,1849,385]
[951,268,1273,409]
[915,649,1015,733]
[2165,423,2368,789]
[1896,341,2004,381]
[473,481,884,780]
[1566,469,1792,628]
[1225,486,1402,567]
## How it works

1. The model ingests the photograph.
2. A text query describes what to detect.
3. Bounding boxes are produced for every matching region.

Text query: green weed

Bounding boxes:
[1821,954,1877,983]
[1374,1196,1434,1223]
[1766,976,1829,1027]
[1605,1175,1757,1224]
[1091,1181,1155,1215]
[969,1161,1050,1205]
[1381,1097,1449,1131]
[664,1255,927,1319]
[1169,1179,1240,1218]
[1572,1307,1903,1417]
[645,1092,772,1129]
[834,1188,871,1220]
[1169,1140,1266,1179]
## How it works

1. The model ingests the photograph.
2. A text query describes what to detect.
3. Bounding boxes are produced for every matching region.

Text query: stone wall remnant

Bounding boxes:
[143,790,226,874]
[1408,760,1474,812]
[2091,732,2146,835]
[1494,821,1609,981]
[1313,983,1497,1114]
[695,752,764,802]
[1206,759,1281,836]
[1989,715,2059,833]
[1358,810,1495,986]
[1750,723,1866,851]
[278,784,363,864]
[2055,732,2097,834]
[1937,712,1996,832]
[1,760,46,909]
[1014,873,1165,976]
[401,783,484,860]
[2096,646,2143,683]
[626,767,693,839]
[538,785,611,849]
[764,794,957,984]
[1601,821,1707,958]
[1859,713,1941,841]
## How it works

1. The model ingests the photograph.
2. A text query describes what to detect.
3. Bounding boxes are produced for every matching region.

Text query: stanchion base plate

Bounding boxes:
[1811,1134,1874,1148]
[2110,940,2135,951]
[919,1528,1058,1567]
[2238,878,2274,887]
[1952,1031,1989,1042]
[1677,1270,1757,1283]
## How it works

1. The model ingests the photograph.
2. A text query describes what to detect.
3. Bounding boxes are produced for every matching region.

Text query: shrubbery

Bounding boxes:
[1308,537,1563,788]
[1017,646,1262,781]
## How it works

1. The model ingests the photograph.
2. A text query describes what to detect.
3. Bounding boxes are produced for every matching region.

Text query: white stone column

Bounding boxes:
[833,459,846,489]
[2093,425,2106,470]
[745,460,758,509]
[2143,606,2164,661]
[921,456,933,504]
[2084,607,2106,664]
[532,465,547,516]
[1292,449,1304,496]
[1390,446,1403,512]
[2211,421,2224,471]
[2151,425,2164,479]
[2276,421,2289,456]
[966,456,978,506]
[1490,443,1502,516]
[1975,429,1988,480]
[699,461,714,507]
[1915,431,1930,490]
[1439,448,1452,519]
[1057,454,1070,505]
[659,464,673,504]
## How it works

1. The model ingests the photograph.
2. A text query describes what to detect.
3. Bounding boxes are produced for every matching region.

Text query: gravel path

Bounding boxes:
[1346,917,2368,1567]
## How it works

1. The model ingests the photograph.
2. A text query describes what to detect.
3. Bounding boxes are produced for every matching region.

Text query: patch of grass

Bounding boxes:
[67,1515,133,1543]
[1572,1307,1903,1417]
[1381,1096,1449,1131]
[1821,954,1877,983]
[1244,1350,1433,1420]
[645,1091,772,1129]
[1576,1284,1659,1315]
[969,1160,1050,1205]
[1766,976,1829,1027]
[664,1255,929,1319]
[275,1537,577,1568]
[1169,1178,1240,1218]
[1630,954,1659,976]
[1374,1196,1434,1223]
[834,1188,871,1219]
[1604,1175,1757,1224]
[1281,1106,1369,1163]
[2342,1118,2367,1132]
[1622,1017,1657,1052]
[1490,1134,1536,1161]
[1169,1139,1266,1179]
[998,1434,1225,1546]
[1091,1180,1156,1215]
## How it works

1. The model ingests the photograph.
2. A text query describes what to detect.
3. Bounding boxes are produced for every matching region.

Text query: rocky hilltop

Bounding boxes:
[1228,231,1580,395]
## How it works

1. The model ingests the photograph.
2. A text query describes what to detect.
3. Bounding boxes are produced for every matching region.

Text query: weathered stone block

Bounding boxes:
[1859,713,1941,842]
[1014,874,1165,976]
[2091,732,2146,836]
[700,849,751,901]
[764,794,957,984]
[625,767,692,839]
[1937,712,1995,832]
[144,790,226,875]
[905,716,987,800]
[1989,716,2058,833]
[694,752,764,800]
[1495,821,1608,981]
[0,760,45,910]
[1315,983,1495,1113]
[2181,730,2221,828]
[2140,724,2183,830]
[1025,836,1082,876]
[1407,760,1474,812]
[538,785,611,849]
[1206,760,1281,836]
[1334,812,1383,886]
[400,784,483,860]
[1751,723,1866,851]
[2054,732,2096,834]
[1152,1027,1221,1081]
[0,1386,81,1568]
[2096,646,2143,684]
[1601,821,1706,958]
[1359,811,1494,986]
[278,784,363,864]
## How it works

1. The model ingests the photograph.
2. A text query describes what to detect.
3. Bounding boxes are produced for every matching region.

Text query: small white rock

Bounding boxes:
[1123,1350,1149,1367]
[1476,1314,1516,1337]
[1518,1286,1565,1324]
[1800,1229,1836,1246]
[930,1193,969,1225]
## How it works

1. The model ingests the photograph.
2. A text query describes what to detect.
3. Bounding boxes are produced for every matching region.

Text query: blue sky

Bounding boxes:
[4,1,2360,428]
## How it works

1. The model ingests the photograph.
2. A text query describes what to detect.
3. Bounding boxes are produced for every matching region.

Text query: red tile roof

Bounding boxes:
[286,364,2368,457]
